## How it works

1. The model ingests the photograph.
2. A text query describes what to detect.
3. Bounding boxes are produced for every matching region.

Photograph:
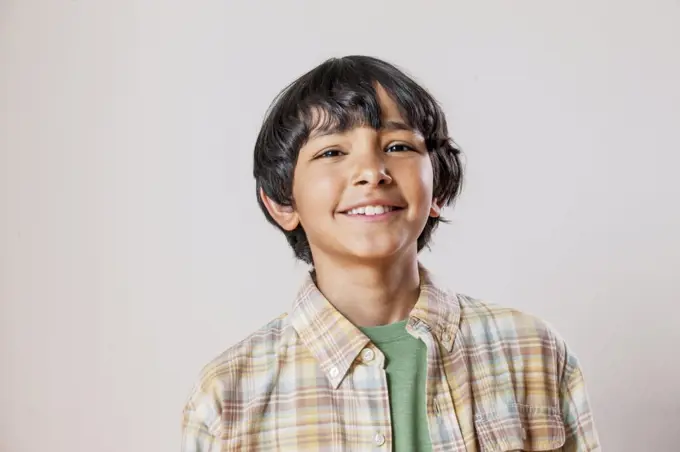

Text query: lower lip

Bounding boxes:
[340,209,403,222]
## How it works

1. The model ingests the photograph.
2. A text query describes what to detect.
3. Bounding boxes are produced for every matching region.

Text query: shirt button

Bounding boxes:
[442,331,452,343]
[329,367,339,378]
[374,433,386,446]
[361,347,375,362]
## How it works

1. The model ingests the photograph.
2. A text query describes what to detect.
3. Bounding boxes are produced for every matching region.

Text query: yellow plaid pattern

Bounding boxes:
[181,267,600,451]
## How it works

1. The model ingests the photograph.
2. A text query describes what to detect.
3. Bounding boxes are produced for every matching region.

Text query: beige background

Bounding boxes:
[2,1,679,451]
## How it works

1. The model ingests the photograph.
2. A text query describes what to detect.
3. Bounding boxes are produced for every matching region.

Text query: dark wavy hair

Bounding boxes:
[253,56,464,265]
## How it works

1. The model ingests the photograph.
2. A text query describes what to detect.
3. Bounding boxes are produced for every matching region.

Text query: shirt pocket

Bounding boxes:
[474,403,566,451]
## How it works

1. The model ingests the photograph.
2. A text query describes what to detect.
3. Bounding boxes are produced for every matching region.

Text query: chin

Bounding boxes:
[344,241,409,262]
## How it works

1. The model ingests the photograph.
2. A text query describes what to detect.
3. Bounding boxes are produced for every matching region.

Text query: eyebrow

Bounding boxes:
[308,120,415,140]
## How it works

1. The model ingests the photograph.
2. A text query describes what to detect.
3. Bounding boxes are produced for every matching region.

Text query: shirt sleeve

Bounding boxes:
[180,379,223,452]
[559,350,602,451]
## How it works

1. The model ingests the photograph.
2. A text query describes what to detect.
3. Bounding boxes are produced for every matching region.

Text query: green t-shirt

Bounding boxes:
[359,320,433,452]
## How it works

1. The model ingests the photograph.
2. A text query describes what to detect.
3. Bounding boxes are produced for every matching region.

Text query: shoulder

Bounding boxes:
[455,294,572,382]
[196,312,294,387]
[183,312,294,414]
[423,267,568,362]
[181,313,295,439]
[458,294,560,339]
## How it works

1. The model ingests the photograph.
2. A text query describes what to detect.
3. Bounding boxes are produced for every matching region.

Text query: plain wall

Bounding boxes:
[2,1,679,450]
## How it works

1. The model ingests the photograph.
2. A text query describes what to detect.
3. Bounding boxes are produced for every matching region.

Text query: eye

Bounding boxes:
[385,143,414,153]
[316,149,344,159]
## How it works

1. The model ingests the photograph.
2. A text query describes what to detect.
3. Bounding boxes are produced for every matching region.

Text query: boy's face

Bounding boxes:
[265,84,440,264]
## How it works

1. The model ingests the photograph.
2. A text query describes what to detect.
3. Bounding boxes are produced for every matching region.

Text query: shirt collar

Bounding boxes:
[288,264,461,389]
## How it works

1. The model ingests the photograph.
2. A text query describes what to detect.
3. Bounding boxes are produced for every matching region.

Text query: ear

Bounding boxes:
[260,187,300,231]
[429,198,442,218]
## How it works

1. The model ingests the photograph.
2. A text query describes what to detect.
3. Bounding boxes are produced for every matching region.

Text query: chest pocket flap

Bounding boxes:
[475,403,566,451]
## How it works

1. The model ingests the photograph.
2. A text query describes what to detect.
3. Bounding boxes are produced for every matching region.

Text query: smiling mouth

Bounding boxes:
[342,205,404,216]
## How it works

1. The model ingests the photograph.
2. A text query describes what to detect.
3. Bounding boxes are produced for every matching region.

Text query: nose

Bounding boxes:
[352,151,393,187]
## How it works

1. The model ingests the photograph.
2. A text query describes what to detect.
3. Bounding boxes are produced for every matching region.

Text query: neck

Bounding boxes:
[311,250,421,327]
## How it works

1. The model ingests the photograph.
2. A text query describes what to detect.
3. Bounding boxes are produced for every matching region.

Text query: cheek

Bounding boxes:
[396,158,435,204]
[419,160,435,199]
[292,169,342,216]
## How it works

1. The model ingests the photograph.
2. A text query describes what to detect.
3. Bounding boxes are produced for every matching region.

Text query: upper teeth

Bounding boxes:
[347,205,394,215]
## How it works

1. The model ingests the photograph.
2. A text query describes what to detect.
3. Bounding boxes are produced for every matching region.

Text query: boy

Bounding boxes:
[181,56,600,451]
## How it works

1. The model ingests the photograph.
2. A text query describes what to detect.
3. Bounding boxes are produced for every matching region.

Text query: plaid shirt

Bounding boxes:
[181,267,600,451]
